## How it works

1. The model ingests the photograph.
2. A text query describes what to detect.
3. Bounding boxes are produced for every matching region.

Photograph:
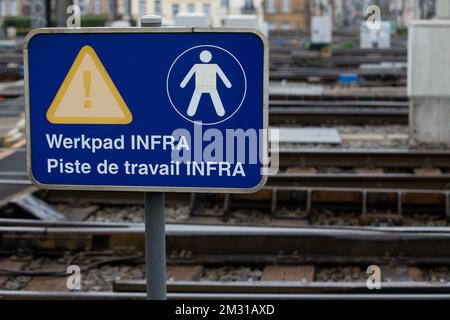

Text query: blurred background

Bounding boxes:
[0,1,438,34]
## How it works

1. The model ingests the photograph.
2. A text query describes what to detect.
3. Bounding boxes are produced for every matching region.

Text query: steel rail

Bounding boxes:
[269,173,450,189]
[269,100,408,108]
[8,148,450,168]
[3,224,450,264]
[0,290,448,300]
[114,280,450,294]
[278,149,450,168]
[270,107,408,124]
[269,94,408,102]
[0,175,445,190]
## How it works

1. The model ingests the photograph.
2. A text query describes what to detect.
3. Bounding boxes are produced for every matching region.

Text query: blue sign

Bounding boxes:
[25,28,268,192]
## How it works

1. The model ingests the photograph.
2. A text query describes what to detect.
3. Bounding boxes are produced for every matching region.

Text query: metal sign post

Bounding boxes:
[144,191,166,299]
[140,15,166,300]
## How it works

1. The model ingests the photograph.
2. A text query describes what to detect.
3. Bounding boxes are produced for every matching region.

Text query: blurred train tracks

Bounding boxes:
[269,47,407,85]
[1,35,449,300]
[270,100,408,125]
[2,145,450,199]
[1,223,450,299]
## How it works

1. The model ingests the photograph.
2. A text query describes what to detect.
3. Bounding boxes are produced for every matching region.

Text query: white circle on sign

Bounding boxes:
[166,45,247,126]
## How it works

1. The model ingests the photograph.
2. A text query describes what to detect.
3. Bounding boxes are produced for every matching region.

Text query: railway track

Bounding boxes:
[270,100,408,107]
[2,167,450,194]
[2,26,446,303]
[2,147,450,208]
[269,173,450,189]
[270,55,407,68]
[270,67,406,83]
[1,291,449,300]
[270,47,407,57]
[270,99,408,125]
[2,283,450,299]
[269,47,407,84]
[0,97,409,129]
[1,223,450,300]
[1,185,450,228]
[271,95,407,103]
[2,223,450,263]
[0,148,449,300]
[278,149,450,168]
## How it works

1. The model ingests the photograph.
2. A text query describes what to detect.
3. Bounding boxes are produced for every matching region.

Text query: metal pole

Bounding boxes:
[144,192,166,300]
[46,0,51,27]
[56,0,70,27]
[140,14,163,27]
[140,14,166,300]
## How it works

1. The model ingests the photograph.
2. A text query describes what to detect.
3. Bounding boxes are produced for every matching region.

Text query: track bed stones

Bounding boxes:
[201,266,263,282]
[315,266,366,282]
[86,203,190,223]
[87,206,145,223]
[82,264,146,292]
[423,267,450,283]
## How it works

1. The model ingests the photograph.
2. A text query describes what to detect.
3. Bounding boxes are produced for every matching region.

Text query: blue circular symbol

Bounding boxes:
[166,45,247,125]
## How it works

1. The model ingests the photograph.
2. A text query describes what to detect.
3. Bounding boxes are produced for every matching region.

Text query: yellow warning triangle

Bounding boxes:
[46,45,132,124]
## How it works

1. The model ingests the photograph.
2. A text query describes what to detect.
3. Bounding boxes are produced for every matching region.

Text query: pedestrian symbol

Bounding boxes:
[46,45,132,125]
[180,50,232,117]
[167,45,247,125]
